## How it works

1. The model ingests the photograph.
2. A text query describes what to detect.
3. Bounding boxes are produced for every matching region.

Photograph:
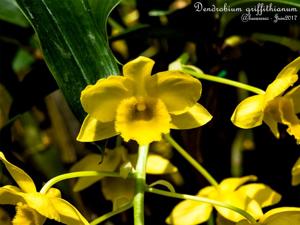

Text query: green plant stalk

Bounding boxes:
[40,171,121,194]
[164,134,218,187]
[182,67,265,95]
[133,145,149,225]
[90,202,133,225]
[146,187,257,224]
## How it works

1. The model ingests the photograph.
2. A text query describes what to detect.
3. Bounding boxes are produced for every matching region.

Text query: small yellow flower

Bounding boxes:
[71,146,179,210]
[166,176,281,225]
[77,56,212,145]
[0,152,88,225]
[231,56,300,143]
[237,207,300,225]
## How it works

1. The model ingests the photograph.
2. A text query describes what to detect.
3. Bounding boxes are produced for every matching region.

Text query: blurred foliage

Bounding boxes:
[0,0,300,224]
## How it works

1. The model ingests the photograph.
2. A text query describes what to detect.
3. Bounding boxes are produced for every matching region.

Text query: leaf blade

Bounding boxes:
[0,0,29,27]
[15,0,120,120]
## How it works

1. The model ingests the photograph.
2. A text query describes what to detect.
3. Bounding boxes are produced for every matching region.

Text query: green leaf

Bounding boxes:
[88,0,121,38]
[0,0,29,27]
[15,0,120,121]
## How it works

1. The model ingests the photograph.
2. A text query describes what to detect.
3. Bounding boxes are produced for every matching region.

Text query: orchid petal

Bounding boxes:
[123,56,154,96]
[171,103,212,129]
[231,95,265,129]
[263,112,280,139]
[80,76,132,122]
[76,115,117,142]
[22,192,60,221]
[286,85,300,114]
[215,192,263,222]
[50,197,89,225]
[23,191,88,225]
[71,148,124,192]
[260,207,300,225]
[146,154,178,174]
[219,176,257,192]
[278,97,300,144]
[265,57,300,100]
[0,185,25,205]
[13,202,46,225]
[0,152,36,193]
[166,199,212,225]
[151,71,202,114]
[237,183,281,208]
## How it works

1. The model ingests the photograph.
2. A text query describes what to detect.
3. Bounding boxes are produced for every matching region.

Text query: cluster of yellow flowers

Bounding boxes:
[75,56,300,225]
[76,55,300,225]
[1,56,300,225]
[78,56,300,146]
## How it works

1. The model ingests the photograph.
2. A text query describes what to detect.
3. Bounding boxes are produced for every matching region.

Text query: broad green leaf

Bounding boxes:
[88,0,121,38]
[15,0,120,121]
[0,0,29,27]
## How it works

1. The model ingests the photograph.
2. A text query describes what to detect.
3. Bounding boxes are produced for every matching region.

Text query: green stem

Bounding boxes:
[146,187,257,224]
[133,145,149,225]
[40,171,121,194]
[164,134,218,187]
[90,202,133,225]
[182,67,265,95]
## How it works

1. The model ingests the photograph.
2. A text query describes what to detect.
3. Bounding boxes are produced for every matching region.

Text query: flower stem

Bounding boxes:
[133,145,149,225]
[146,187,257,224]
[90,202,133,225]
[164,134,218,187]
[40,171,121,194]
[182,67,265,95]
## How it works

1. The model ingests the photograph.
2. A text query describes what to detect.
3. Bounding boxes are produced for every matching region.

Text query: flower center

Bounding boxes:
[133,98,154,120]
[136,101,146,112]
[115,96,171,145]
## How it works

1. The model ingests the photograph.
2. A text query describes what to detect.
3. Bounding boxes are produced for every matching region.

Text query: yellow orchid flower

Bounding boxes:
[237,207,300,225]
[166,176,281,225]
[77,56,212,145]
[71,145,179,210]
[231,56,300,144]
[0,152,89,225]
